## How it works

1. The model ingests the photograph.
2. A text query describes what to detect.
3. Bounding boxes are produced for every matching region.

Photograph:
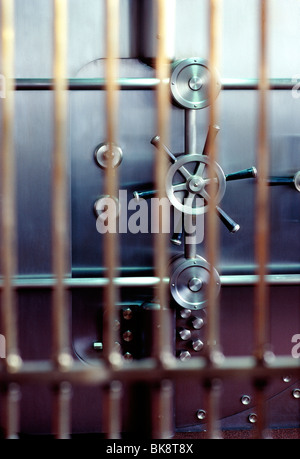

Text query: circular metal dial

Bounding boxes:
[94,142,123,169]
[170,58,221,110]
[165,154,226,215]
[170,254,221,310]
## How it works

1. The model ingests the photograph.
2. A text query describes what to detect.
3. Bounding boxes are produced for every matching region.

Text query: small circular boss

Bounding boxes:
[170,58,221,110]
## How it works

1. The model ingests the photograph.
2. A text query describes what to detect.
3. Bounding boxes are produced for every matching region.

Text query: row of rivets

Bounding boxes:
[179,309,204,329]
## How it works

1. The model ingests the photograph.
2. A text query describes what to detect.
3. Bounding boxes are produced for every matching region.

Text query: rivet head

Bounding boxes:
[179,329,192,341]
[180,308,192,319]
[123,308,133,320]
[241,395,251,406]
[248,413,257,424]
[292,388,300,399]
[123,330,133,342]
[196,409,206,421]
[192,339,204,352]
[179,351,191,361]
[123,352,133,361]
[192,317,204,330]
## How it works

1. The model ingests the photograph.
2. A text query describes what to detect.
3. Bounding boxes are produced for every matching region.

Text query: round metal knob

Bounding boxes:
[188,277,203,292]
[179,351,191,361]
[192,317,204,329]
[180,308,192,319]
[179,329,192,341]
[188,76,203,91]
[94,142,123,169]
[192,339,204,352]
[123,330,133,342]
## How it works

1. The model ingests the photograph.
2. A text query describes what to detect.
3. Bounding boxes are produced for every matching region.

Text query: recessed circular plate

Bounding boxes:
[170,254,221,310]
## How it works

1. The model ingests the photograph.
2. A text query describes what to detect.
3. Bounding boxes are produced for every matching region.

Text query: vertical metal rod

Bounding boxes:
[205,0,222,439]
[152,380,174,439]
[0,0,21,372]
[184,110,197,259]
[103,0,122,440]
[204,378,221,439]
[253,380,268,439]
[253,0,270,438]
[52,0,72,371]
[103,0,121,365]
[53,382,72,439]
[254,0,270,363]
[2,383,20,439]
[152,0,174,439]
[103,381,122,440]
[206,0,222,362]
[154,0,172,362]
[52,0,72,438]
[185,109,197,154]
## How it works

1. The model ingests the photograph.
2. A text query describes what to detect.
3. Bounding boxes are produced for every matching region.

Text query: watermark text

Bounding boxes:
[95,190,204,244]
[291,333,300,358]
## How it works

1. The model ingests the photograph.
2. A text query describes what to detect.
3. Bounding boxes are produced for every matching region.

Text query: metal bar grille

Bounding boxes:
[0,0,299,440]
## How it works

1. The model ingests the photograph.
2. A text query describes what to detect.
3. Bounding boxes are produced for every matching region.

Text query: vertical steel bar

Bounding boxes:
[254,0,270,363]
[152,0,174,439]
[155,0,172,363]
[52,0,72,439]
[151,380,174,439]
[103,0,122,440]
[103,381,122,440]
[1,383,20,439]
[52,0,72,369]
[206,0,222,360]
[253,0,270,439]
[0,0,21,373]
[102,0,121,368]
[53,382,72,439]
[205,0,222,439]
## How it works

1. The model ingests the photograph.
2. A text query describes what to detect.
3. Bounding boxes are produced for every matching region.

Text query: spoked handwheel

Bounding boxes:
[165,154,226,216]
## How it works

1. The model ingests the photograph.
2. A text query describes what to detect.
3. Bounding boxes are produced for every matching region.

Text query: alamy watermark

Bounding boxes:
[292,74,300,99]
[291,334,300,359]
[0,334,6,359]
[95,190,204,244]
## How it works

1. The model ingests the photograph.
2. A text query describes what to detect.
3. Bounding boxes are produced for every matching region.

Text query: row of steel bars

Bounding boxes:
[204,0,271,439]
[0,0,75,439]
[0,0,272,440]
[103,0,174,438]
